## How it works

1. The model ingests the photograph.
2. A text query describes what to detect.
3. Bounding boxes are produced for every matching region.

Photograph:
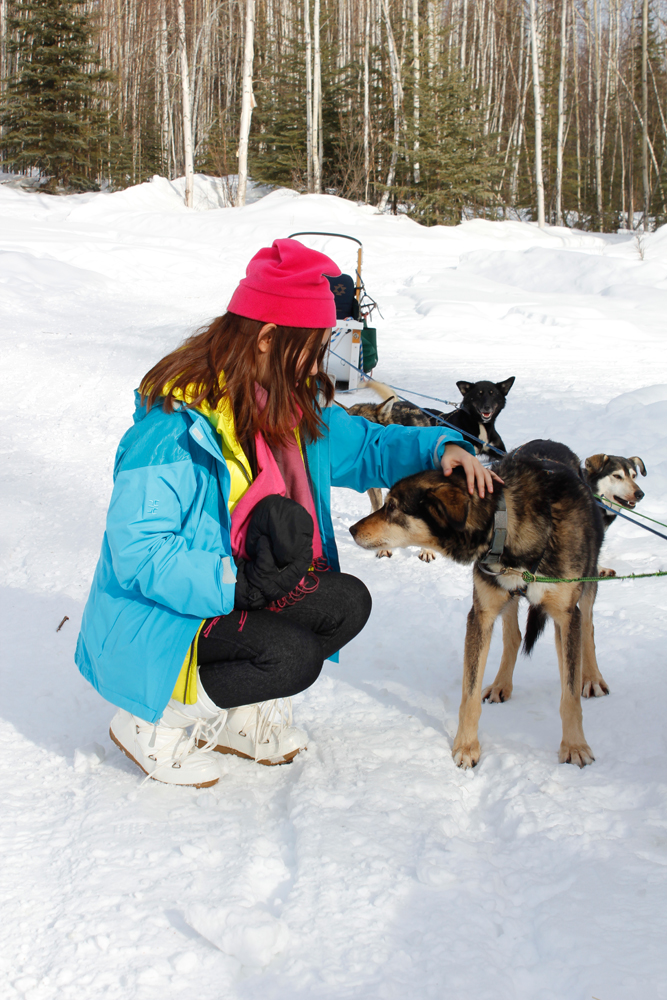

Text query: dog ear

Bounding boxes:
[496,376,515,396]
[629,456,647,477]
[456,381,472,396]
[424,484,470,531]
[585,454,608,475]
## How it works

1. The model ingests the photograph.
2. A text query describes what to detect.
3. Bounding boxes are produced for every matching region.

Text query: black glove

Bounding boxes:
[234,494,314,610]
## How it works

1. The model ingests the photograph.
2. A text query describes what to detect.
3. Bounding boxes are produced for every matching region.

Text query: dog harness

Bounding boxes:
[479,494,508,568]
[477,494,549,597]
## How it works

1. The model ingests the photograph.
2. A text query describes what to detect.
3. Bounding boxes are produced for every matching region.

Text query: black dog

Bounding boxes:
[346,376,515,457]
[426,377,515,456]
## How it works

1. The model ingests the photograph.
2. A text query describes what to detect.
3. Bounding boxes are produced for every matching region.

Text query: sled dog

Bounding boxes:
[349,440,605,769]
[480,440,647,702]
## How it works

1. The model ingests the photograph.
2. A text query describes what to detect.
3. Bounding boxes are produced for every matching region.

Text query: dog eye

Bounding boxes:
[613,473,623,480]
[385,498,396,513]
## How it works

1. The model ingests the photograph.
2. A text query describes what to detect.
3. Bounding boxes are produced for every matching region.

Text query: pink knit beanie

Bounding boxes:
[228,238,341,328]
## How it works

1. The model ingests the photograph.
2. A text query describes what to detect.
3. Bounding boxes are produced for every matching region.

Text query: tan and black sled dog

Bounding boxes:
[349,440,605,769]
[480,440,647,703]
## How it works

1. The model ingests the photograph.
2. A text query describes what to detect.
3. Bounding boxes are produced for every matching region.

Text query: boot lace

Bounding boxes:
[243,699,294,761]
[139,705,228,787]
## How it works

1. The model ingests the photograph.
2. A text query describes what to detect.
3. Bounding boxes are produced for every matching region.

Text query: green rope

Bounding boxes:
[593,495,667,530]
[521,569,667,585]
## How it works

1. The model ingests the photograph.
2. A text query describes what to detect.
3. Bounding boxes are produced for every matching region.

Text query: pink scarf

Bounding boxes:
[230,386,324,563]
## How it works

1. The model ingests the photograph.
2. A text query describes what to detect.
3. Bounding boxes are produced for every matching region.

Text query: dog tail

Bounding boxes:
[523,605,548,656]
[365,379,398,402]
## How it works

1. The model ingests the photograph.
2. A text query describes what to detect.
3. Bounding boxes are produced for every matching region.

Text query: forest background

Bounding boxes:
[1,0,667,231]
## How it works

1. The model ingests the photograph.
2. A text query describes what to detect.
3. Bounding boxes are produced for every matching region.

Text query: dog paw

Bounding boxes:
[597,566,616,578]
[376,549,393,559]
[452,741,481,769]
[559,742,595,767]
[418,548,437,563]
[582,677,610,698]
[482,683,513,703]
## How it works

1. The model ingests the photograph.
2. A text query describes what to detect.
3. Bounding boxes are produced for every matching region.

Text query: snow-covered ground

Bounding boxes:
[2,174,667,1000]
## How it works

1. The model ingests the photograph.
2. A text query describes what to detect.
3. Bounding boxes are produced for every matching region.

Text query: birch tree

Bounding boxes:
[176,0,195,207]
[312,0,322,193]
[378,0,403,212]
[412,0,420,183]
[529,0,545,227]
[304,0,313,191]
[555,0,568,225]
[641,0,650,229]
[236,0,255,206]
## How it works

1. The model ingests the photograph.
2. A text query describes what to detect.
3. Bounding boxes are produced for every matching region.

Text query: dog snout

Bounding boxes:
[634,488,645,501]
[349,522,359,538]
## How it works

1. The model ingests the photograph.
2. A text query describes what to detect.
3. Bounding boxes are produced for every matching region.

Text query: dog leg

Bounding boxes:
[418,548,437,562]
[367,488,393,558]
[544,587,594,767]
[368,487,383,512]
[579,582,609,697]
[453,579,509,768]
[482,596,522,703]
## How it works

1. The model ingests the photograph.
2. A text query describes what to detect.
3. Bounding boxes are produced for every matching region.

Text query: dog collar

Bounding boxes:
[479,494,508,567]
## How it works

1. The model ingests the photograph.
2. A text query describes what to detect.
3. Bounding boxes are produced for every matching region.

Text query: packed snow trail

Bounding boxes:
[2,175,667,1000]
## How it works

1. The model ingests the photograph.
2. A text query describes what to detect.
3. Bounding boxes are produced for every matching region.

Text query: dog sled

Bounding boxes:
[288,231,379,390]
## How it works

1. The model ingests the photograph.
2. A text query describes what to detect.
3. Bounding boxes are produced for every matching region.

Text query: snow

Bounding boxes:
[2,174,667,1000]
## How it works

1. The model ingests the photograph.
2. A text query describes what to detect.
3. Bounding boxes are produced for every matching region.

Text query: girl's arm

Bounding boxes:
[327,404,476,492]
[106,459,236,618]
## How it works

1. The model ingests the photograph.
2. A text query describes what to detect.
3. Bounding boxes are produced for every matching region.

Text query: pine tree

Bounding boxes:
[0,0,111,190]
[248,33,308,190]
[395,68,503,226]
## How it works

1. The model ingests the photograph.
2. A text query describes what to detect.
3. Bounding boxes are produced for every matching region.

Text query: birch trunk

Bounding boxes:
[305,0,314,192]
[412,0,420,183]
[0,0,7,102]
[460,0,469,70]
[378,0,403,213]
[313,0,322,193]
[427,0,436,73]
[593,0,603,228]
[363,0,371,201]
[0,0,7,160]
[236,0,255,207]
[641,0,650,230]
[529,0,546,227]
[176,0,195,208]
[158,0,173,178]
[572,0,582,217]
[555,0,568,225]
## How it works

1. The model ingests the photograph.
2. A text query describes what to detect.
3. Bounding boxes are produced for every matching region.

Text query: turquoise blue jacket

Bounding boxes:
[75,394,471,722]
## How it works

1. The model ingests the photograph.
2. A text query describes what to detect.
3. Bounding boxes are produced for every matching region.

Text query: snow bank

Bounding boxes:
[2,177,666,1000]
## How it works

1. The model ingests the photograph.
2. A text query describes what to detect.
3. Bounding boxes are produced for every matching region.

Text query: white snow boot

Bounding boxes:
[109,701,225,787]
[199,698,308,765]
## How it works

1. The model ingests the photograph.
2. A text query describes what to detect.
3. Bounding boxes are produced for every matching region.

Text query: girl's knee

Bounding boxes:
[338,573,372,626]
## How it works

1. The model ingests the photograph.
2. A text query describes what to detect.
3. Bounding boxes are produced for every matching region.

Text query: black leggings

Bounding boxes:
[198,571,372,709]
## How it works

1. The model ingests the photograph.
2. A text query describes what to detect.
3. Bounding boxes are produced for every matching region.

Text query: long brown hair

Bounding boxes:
[140,312,335,446]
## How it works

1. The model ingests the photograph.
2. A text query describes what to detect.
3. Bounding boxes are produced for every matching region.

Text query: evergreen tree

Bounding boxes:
[0,0,111,190]
[395,68,503,226]
[248,37,308,190]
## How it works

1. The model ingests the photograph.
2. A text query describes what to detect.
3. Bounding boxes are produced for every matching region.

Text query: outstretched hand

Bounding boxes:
[441,444,503,498]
